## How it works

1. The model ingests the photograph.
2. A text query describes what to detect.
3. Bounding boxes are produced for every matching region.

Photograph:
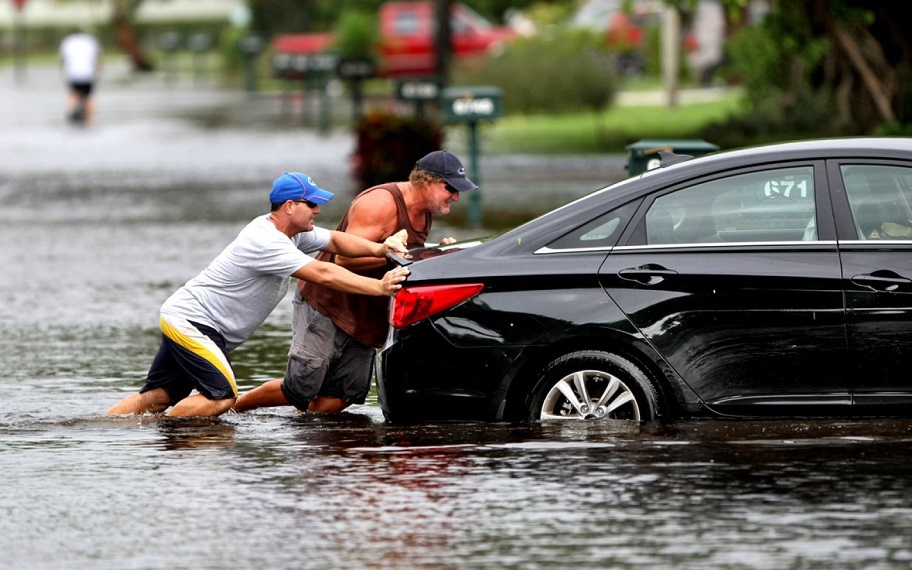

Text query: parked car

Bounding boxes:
[272,1,515,78]
[376,138,912,424]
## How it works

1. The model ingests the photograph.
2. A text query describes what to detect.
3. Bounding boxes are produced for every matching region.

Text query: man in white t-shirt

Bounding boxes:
[59,28,102,125]
[106,172,410,417]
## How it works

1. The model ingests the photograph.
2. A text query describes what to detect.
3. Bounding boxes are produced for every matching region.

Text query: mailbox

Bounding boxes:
[395,76,442,102]
[337,57,377,80]
[307,52,341,76]
[159,31,182,52]
[187,32,213,53]
[442,86,503,122]
[237,34,265,56]
[439,86,503,229]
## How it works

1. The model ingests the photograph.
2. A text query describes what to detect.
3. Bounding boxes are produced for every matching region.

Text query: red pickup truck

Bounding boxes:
[273,1,515,78]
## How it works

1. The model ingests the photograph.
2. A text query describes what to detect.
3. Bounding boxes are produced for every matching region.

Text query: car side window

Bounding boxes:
[452,15,472,34]
[546,201,639,250]
[395,12,420,35]
[841,164,912,240]
[645,166,816,245]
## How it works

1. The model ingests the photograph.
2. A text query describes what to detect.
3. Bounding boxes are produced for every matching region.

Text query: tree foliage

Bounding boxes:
[714,0,912,138]
[451,27,618,115]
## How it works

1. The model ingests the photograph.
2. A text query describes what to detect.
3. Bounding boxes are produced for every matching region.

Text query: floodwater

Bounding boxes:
[3,65,912,569]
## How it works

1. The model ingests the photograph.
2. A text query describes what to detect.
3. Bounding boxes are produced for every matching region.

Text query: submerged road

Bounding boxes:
[3,62,627,234]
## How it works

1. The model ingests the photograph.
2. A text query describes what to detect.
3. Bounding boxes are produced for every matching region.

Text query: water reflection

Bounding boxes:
[155,417,238,450]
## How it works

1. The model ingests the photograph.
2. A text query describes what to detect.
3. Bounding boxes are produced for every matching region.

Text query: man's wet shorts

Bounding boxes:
[281,299,374,411]
[140,314,238,404]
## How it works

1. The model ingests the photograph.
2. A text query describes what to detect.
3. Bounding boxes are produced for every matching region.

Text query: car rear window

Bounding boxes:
[545,200,640,251]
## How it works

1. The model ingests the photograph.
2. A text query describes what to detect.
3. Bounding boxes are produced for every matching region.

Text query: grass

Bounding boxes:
[475,90,745,155]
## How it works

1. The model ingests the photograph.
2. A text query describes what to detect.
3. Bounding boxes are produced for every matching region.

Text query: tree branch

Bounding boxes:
[813,0,894,123]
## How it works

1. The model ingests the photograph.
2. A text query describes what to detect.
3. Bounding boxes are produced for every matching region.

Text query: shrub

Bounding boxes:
[875,122,912,137]
[352,109,443,189]
[332,10,378,59]
[706,7,846,147]
[701,87,844,148]
[451,27,618,115]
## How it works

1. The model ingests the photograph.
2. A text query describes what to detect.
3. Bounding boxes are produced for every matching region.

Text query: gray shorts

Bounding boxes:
[280,298,375,411]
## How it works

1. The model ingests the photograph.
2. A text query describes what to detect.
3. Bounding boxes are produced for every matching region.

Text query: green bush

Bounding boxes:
[875,122,912,137]
[332,11,378,59]
[701,87,843,148]
[451,27,618,115]
[706,6,847,147]
[720,22,829,107]
[218,26,251,80]
[352,109,443,189]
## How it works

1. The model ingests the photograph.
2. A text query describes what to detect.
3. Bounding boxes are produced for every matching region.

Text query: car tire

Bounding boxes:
[526,351,662,422]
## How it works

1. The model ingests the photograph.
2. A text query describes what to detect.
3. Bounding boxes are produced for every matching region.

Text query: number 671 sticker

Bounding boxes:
[764,179,810,198]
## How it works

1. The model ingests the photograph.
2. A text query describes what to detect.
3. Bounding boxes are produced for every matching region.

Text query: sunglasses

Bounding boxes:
[444,183,459,194]
[293,199,319,209]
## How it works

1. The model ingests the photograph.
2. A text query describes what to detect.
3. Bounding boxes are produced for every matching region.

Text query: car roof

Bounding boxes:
[674,136,911,167]
[488,137,912,252]
[411,137,912,264]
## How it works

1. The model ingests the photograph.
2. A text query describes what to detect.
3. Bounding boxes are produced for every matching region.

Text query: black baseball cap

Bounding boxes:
[415,150,478,192]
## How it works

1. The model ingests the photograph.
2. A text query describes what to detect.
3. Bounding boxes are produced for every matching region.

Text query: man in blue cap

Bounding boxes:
[233,150,476,416]
[107,172,410,418]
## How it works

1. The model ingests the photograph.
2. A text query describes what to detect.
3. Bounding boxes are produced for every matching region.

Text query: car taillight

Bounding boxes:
[389,283,484,328]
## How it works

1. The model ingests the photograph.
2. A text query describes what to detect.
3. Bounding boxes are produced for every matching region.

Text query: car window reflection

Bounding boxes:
[645,166,816,245]
[842,164,912,240]
[546,201,640,251]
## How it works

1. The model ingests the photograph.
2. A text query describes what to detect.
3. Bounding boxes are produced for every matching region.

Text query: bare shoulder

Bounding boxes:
[346,187,400,239]
[353,187,398,211]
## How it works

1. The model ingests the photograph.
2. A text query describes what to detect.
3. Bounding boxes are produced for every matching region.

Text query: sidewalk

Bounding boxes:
[616,86,733,107]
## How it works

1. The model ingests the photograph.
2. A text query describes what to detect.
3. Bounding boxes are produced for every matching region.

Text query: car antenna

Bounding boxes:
[658,150,694,167]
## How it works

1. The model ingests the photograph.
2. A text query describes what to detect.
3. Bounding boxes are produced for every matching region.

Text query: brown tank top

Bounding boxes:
[300,183,430,348]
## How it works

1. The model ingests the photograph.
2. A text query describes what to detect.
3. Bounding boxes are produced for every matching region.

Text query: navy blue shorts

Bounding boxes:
[69,82,94,97]
[140,315,238,404]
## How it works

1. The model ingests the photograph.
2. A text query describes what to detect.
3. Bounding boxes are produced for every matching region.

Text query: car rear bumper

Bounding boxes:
[376,332,525,423]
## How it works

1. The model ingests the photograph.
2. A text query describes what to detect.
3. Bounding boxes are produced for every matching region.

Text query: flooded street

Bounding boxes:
[3,65,912,569]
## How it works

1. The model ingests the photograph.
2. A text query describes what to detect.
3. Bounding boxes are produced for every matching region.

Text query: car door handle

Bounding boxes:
[851,270,912,292]
[618,265,679,285]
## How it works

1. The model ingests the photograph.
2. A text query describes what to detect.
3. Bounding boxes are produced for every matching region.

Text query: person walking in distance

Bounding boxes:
[59,27,102,126]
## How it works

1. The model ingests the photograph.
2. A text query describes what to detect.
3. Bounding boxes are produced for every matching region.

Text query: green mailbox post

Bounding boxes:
[308,52,340,134]
[237,34,265,93]
[625,139,720,176]
[442,86,503,228]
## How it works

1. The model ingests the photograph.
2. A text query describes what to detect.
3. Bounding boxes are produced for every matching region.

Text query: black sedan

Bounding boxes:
[376,138,912,423]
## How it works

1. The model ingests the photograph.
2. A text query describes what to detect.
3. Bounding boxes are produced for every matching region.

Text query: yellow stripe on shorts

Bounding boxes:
[159,315,238,397]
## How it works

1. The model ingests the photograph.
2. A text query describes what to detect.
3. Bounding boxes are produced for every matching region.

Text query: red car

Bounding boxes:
[273,1,515,78]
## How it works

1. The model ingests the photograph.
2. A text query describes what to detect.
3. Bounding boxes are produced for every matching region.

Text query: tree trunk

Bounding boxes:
[113,0,154,72]
[812,0,894,125]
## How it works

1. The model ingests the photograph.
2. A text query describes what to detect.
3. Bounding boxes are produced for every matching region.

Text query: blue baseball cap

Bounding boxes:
[269,172,335,205]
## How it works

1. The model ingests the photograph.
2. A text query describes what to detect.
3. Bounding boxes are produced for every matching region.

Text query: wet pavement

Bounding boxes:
[3,63,912,569]
[3,62,628,236]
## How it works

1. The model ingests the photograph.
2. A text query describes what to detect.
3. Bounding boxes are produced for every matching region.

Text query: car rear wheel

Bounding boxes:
[527,351,661,422]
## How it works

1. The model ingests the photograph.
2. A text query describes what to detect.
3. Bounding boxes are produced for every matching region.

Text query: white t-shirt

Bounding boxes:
[59,33,101,82]
[161,215,332,351]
